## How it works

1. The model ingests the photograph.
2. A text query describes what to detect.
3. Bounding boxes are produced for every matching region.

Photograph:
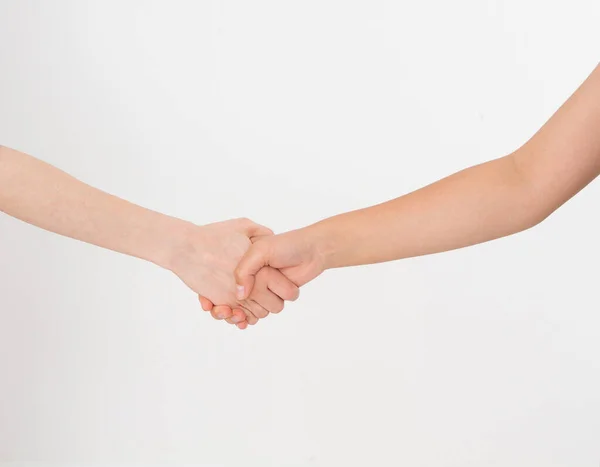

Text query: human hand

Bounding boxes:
[167,218,299,321]
[199,226,328,327]
[198,264,300,329]
[198,295,249,329]
[236,227,328,297]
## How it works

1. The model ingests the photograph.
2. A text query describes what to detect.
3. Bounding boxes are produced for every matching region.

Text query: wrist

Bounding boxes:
[303,219,342,270]
[146,214,198,272]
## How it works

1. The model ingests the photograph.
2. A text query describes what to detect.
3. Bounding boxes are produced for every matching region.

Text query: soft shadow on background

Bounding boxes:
[0,1,599,466]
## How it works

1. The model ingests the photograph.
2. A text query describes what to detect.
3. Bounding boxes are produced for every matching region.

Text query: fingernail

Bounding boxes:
[217,313,226,319]
[236,285,245,300]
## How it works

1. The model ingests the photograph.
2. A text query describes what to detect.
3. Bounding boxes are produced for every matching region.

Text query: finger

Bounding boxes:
[237,321,248,330]
[249,269,285,314]
[198,295,215,311]
[252,292,283,315]
[239,305,259,325]
[210,305,234,320]
[232,308,247,324]
[225,316,245,325]
[234,241,270,300]
[242,299,270,320]
[236,218,274,238]
[225,309,247,325]
[246,314,259,325]
[264,267,300,302]
[237,304,259,325]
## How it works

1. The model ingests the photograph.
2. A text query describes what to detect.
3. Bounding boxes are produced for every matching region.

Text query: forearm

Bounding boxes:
[311,155,530,268]
[0,146,191,269]
[311,63,600,269]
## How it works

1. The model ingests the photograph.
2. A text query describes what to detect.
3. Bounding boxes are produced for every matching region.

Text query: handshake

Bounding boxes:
[5,57,596,326]
[168,217,331,330]
[0,147,343,324]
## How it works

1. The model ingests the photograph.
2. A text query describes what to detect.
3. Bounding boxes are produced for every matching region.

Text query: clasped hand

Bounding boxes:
[169,218,325,330]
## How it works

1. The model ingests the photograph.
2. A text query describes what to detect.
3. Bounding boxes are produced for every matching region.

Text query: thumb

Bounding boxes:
[237,218,274,238]
[235,241,270,300]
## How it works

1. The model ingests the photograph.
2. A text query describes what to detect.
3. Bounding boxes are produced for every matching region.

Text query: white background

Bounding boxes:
[1,1,599,466]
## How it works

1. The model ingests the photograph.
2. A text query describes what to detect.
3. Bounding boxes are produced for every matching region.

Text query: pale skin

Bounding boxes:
[0,146,299,328]
[202,62,600,327]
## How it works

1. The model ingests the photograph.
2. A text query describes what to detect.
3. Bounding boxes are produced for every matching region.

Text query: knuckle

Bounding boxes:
[255,267,269,283]
[235,268,251,285]
[237,217,252,226]
[234,269,243,283]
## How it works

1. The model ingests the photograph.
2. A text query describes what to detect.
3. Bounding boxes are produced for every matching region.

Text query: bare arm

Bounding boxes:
[317,63,600,268]
[234,64,600,298]
[0,147,298,323]
[0,147,189,267]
